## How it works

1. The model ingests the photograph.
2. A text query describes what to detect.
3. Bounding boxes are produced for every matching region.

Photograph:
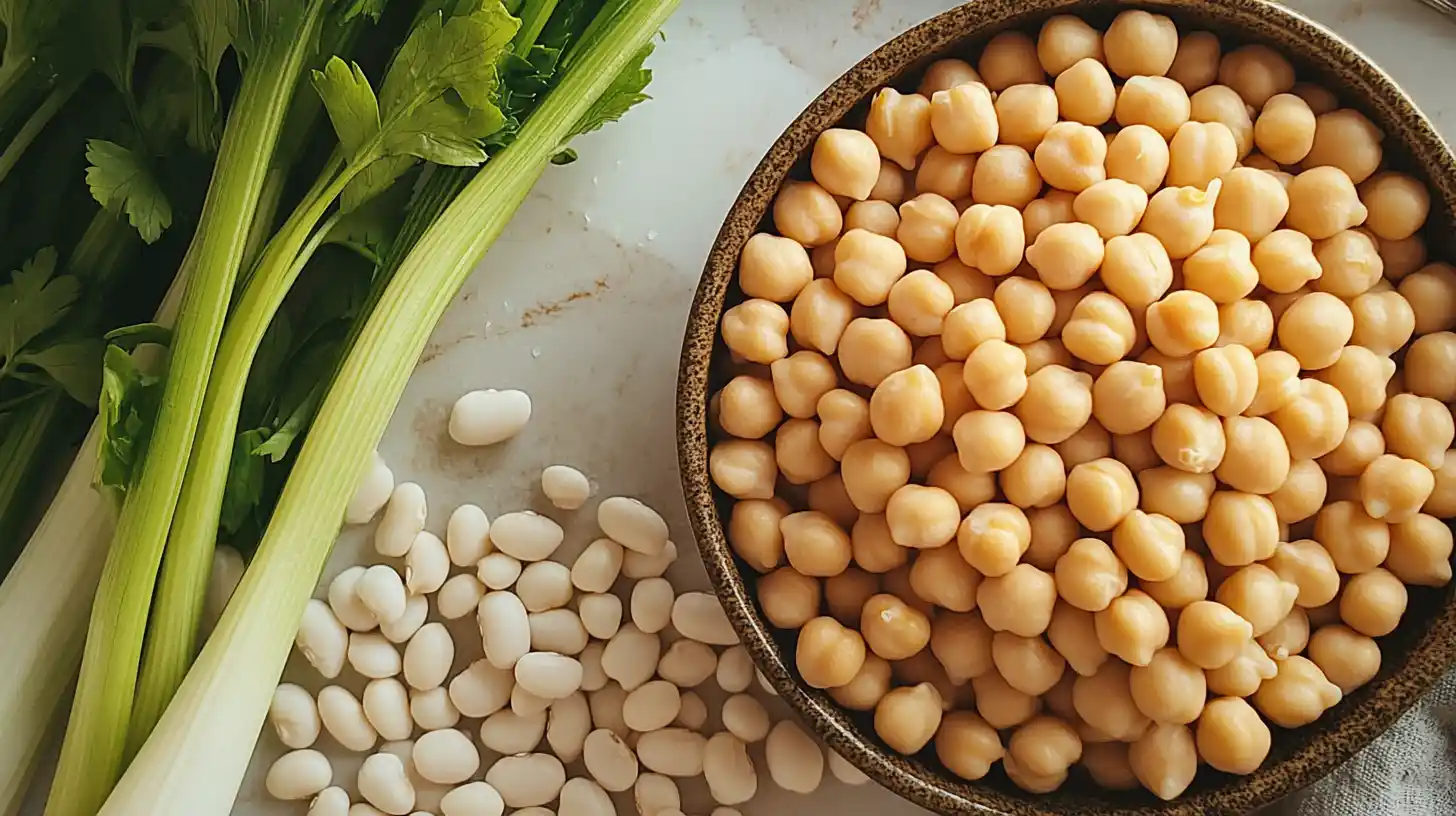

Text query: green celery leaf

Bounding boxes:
[312,57,381,159]
[104,322,174,351]
[382,95,500,165]
[0,248,79,367]
[379,6,517,117]
[341,0,389,21]
[84,140,175,243]
[325,176,411,259]
[566,39,651,139]
[96,344,165,493]
[342,154,415,213]
[14,339,104,405]
[219,427,269,533]
[251,374,323,462]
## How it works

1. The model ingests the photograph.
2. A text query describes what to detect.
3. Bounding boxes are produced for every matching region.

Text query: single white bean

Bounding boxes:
[358,565,408,625]
[601,623,661,691]
[516,561,574,612]
[201,545,244,638]
[546,691,592,763]
[403,622,454,690]
[447,503,493,567]
[657,640,716,688]
[557,777,613,816]
[515,651,584,700]
[588,683,629,737]
[715,646,754,693]
[348,805,384,816]
[828,748,870,785]
[721,694,770,743]
[622,681,681,732]
[671,593,738,646]
[633,774,680,816]
[413,729,480,784]
[265,748,333,800]
[362,678,414,742]
[765,721,823,793]
[598,497,670,556]
[318,686,377,751]
[571,539,623,593]
[410,687,460,731]
[529,608,590,655]
[484,753,567,808]
[630,578,675,634]
[478,553,523,590]
[269,684,321,749]
[328,567,379,632]
[479,707,548,754]
[438,781,505,816]
[381,740,448,816]
[297,599,349,678]
[489,511,564,562]
[380,594,429,643]
[513,809,555,816]
[583,728,640,792]
[358,752,416,815]
[377,482,427,558]
[306,785,350,816]
[479,590,531,669]
[675,691,708,730]
[348,632,403,679]
[703,732,757,805]
[447,659,514,718]
[512,683,553,717]
[542,465,592,511]
[405,531,450,595]
[635,729,707,777]
[449,389,531,446]
[580,643,609,692]
[578,594,623,641]
[436,574,485,620]
[622,540,677,580]
[346,451,395,524]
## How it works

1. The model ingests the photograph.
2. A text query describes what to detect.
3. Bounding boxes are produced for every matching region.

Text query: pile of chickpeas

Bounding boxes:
[708,8,1456,802]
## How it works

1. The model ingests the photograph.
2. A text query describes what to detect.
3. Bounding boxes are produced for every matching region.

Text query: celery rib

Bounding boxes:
[0,76,83,187]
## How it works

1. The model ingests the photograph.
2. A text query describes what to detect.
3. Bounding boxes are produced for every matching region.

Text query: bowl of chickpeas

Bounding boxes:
[676,0,1456,813]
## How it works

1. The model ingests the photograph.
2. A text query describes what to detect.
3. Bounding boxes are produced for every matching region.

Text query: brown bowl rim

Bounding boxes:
[676,1,1456,814]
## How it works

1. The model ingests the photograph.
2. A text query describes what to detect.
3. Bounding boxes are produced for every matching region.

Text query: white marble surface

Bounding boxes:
[205,0,1455,815]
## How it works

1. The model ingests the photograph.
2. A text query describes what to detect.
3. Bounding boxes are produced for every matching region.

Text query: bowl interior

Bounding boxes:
[677,1,1456,814]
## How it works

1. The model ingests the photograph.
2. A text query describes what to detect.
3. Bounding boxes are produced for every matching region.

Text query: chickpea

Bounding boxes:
[869,158,910,206]
[1140,551,1209,613]
[1214,563,1299,637]
[722,298,790,364]
[1079,742,1138,792]
[1340,567,1407,637]
[1052,537,1127,613]
[1094,590,1170,667]
[1286,166,1368,240]
[1208,639,1280,699]
[1043,602,1109,678]
[844,200,900,238]
[885,274,954,339]
[1061,294,1136,367]
[1030,121,1106,193]
[1346,307,1413,378]
[1054,57,1116,126]
[772,180,844,247]
[921,457,989,517]
[758,567,822,628]
[1129,723,1198,801]
[1022,338,1075,376]
[839,438,912,514]
[1215,416,1289,497]
[820,652,888,713]
[811,128,881,200]
[919,57,982,96]
[1166,120,1238,190]
[1068,661,1148,742]
[988,633,1065,697]
[837,318,911,387]
[1056,420,1112,471]
[1278,295,1354,374]
[718,376,782,440]
[1403,332,1456,405]
[1023,225,1103,296]
[1250,654,1343,730]
[1256,604,1311,660]
[1088,362,1164,437]
[809,474,859,530]
[1387,513,1454,588]
[873,683,944,755]
[895,194,959,264]
[879,484,957,552]
[831,228,907,307]
[929,82,996,155]
[1063,457,1139,533]
[1151,403,1225,475]
[851,513,908,574]
[855,593,929,661]
[1426,450,1456,517]
[1140,351,1199,410]
[933,258,996,305]
[954,203,1025,279]
[1109,510,1183,582]
[1126,648,1207,727]
[1095,235,1171,312]
[1105,124,1171,194]
[740,233,815,303]
[1307,624,1382,695]
[1140,181,1221,260]
[951,410,1028,478]
[1197,697,1272,776]
[1320,350,1395,425]
[933,362,976,435]
[1215,167,1290,243]
[971,145,1043,210]
[1215,300,1273,353]
[1242,351,1299,420]
[1251,93,1315,165]
[1203,490,1279,566]
[1384,393,1455,469]
[1189,85,1255,157]
[1181,231,1258,306]
[1030,14,1100,74]
[780,510,851,577]
[882,565,935,619]
[1290,81,1338,114]
[1312,229,1383,299]
[1138,467,1216,524]
[956,502,1030,577]
[929,712,1006,787]
[710,439,777,499]
[977,672,1046,732]
[1005,716,1083,787]
[992,445,1063,511]
[1214,44,1295,110]
[976,30,1042,88]
[1102,9,1178,78]
[1304,108,1384,184]
[991,84,1056,151]
[1167,31,1221,93]
[766,351,834,420]
[1399,262,1456,335]
[955,339,1024,412]
[996,277,1058,345]
[978,563,1057,637]
[728,499,789,574]
[866,88,933,171]
[816,389,871,461]
[923,613,995,688]
[907,546,979,614]
[865,365,942,448]
[789,278,856,354]
[1378,234,1427,280]
[1022,192,1076,244]
[1264,541,1339,615]
[1195,347,1261,423]
[1017,364,1095,444]
[1359,454,1435,524]
[796,616,868,689]
[1115,76,1191,140]
[941,298,1007,360]
[1265,287,1309,323]
[776,419,836,484]
[1171,601,1250,671]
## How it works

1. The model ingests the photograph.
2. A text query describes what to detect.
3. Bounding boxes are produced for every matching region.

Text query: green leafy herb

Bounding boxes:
[566,39,652,139]
[14,339,104,404]
[84,140,174,243]
[96,344,165,494]
[0,248,79,372]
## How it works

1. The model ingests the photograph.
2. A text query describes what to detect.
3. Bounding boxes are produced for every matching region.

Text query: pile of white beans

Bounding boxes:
[254,387,868,816]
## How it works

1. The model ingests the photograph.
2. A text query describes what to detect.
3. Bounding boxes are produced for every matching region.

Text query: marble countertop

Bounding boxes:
[216,1,1456,815]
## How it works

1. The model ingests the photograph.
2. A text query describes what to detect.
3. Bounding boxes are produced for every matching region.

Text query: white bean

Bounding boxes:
[266,748,332,800]
[362,679,413,741]
[306,786,349,816]
[358,752,416,815]
[436,574,485,620]
[588,683,630,737]
[670,593,738,646]
[413,729,479,784]
[515,651,584,700]
[379,741,448,815]
[269,684,321,749]
[348,632,402,679]
[410,687,460,731]
[358,565,408,625]
[583,728,640,791]
[721,694,770,743]
[765,721,823,793]
[675,691,708,730]
[403,622,454,690]
[405,532,450,595]
[479,590,532,669]
[438,781,505,816]
[346,451,395,524]
[580,642,609,692]
[597,497,670,556]
[578,594,623,641]
[478,553,523,590]
[542,465,592,510]
[827,748,870,785]
[512,683,553,717]
[328,566,379,632]
[633,774,680,816]
[297,599,349,678]
[622,680,681,732]
[318,686,377,751]
[448,659,514,718]
[348,806,384,816]
[557,777,613,816]
[630,578,675,634]
[377,482,427,558]
[516,561,574,612]
[657,640,716,688]
[546,691,592,763]
[489,511,564,561]
[447,503,492,567]
[201,545,244,638]
[513,809,554,816]
[571,538,624,593]
[529,608,590,654]
[449,389,531,446]
[635,729,707,777]
[379,594,429,643]
[479,707,547,754]
[621,540,677,580]
[715,646,754,693]
[484,753,566,808]
[704,733,757,805]
[601,623,661,691]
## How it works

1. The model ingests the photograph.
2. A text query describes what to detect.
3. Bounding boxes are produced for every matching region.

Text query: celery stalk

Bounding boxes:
[101,3,679,813]
[43,3,332,812]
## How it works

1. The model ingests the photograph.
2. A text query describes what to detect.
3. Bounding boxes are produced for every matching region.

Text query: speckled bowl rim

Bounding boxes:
[676,1,1456,814]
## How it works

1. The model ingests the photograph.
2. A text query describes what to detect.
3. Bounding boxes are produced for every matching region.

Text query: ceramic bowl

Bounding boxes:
[677,1,1456,813]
